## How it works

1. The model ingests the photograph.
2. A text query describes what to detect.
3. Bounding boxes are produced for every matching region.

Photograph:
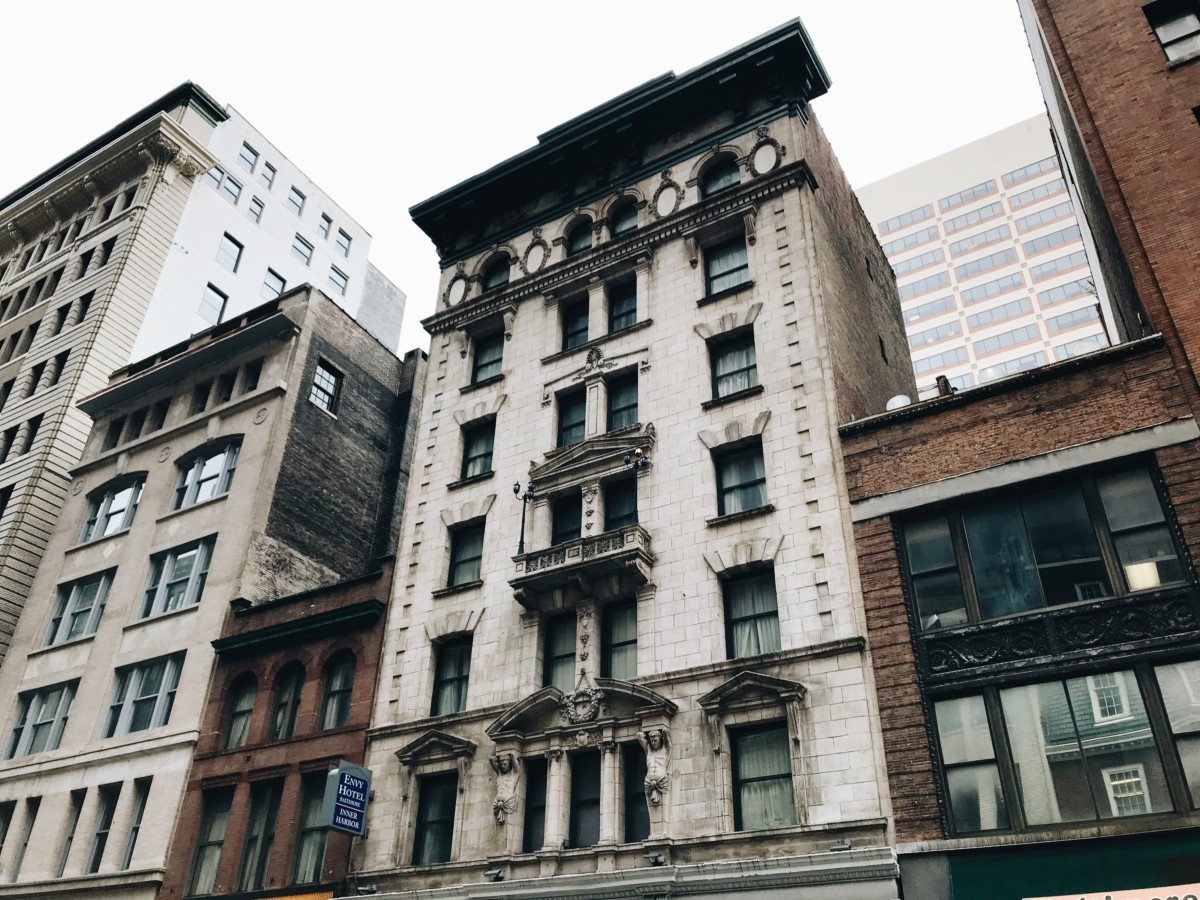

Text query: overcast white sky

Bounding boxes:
[2,0,1044,353]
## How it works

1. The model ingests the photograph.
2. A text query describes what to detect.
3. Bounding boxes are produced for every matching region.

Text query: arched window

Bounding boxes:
[701,156,740,198]
[609,200,638,237]
[566,221,593,256]
[481,257,510,291]
[173,439,241,510]
[80,474,145,542]
[223,675,257,749]
[319,652,356,730]
[269,662,304,740]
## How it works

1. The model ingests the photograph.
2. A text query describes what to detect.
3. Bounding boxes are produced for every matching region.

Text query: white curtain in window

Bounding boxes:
[729,577,780,658]
[737,730,796,830]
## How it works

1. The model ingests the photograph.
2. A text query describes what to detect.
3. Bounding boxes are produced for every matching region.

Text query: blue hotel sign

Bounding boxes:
[321,761,372,836]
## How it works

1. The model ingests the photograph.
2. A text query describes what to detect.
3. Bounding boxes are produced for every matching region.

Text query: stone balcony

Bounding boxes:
[510,524,654,610]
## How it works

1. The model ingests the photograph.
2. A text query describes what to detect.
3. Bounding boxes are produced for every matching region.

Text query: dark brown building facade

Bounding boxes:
[841,338,1200,899]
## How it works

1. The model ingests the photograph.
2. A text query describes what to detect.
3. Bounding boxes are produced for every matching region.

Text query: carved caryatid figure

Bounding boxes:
[638,728,671,806]
[490,752,521,825]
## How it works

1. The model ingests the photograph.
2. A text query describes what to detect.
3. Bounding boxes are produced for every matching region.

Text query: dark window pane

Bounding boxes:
[562,300,588,350]
[717,445,766,515]
[606,373,637,431]
[551,494,581,546]
[904,515,967,629]
[1021,483,1111,604]
[605,478,637,531]
[963,498,1042,618]
[545,616,576,691]
[523,757,547,852]
[706,238,749,294]
[567,223,592,255]
[725,572,780,658]
[1097,470,1183,590]
[608,281,637,332]
[1154,660,1200,806]
[603,601,637,680]
[732,726,796,830]
[558,391,585,447]
[569,751,601,848]
[712,333,757,397]
[413,773,457,865]
[472,333,503,383]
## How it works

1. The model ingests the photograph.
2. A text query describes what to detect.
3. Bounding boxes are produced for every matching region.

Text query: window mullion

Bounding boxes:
[1135,662,1191,811]
[1080,476,1124,594]
[983,686,1026,832]
[947,511,984,623]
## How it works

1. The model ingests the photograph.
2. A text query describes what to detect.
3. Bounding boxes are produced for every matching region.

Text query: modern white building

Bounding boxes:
[857,116,1113,397]
[131,103,405,359]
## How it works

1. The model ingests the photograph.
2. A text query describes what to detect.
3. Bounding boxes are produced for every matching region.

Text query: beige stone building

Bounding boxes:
[856,115,1118,398]
[0,288,421,898]
[357,21,911,899]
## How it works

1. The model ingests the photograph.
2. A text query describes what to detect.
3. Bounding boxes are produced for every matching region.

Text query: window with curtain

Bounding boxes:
[237,779,282,891]
[607,280,637,332]
[223,676,257,749]
[188,788,233,895]
[269,663,304,740]
[604,477,637,531]
[551,493,582,546]
[319,652,356,730]
[569,750,601,848]
[701,156,740,197]
[710,330,758,399]
[432,637,472,716]
[413,772,458,865]
[602,601,637,680]
[731,724,796,830]
[705,236,749,294]
[558,388,586,447]
[715,442,767,515]
[724,570,781,659]
[460,421,495,480]
[567,221,593,255]
[471,332,504,383]
[45,570,113,646]
[448,522,485,586]
[544,615,577,692]
[902,466,1185,630]
[562,298,589,350]
[293,774,328,883]
[606,372,638,431]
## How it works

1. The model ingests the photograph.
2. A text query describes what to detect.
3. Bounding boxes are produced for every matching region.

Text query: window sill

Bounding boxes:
[459,373,504,394]
[27,633,96,659]
[541,319,654,365]
[697,280,754,307]
[155,491,228,523]
[702,384,764,410]
[432,579,483,598]
[65,527,132,556]
[1168,47,1200,69]
[448,471,494,491]
[706,504,775,527]
[122,602,199,631]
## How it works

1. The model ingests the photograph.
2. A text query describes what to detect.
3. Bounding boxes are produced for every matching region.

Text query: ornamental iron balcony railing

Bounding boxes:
[511,524,653,610]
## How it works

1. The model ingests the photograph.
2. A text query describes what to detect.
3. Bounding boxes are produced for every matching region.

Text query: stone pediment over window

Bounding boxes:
[395,729,478,768]
[541,345,649,400]
[486,676,677,742]
[530,422,656,493]
[699,671,807,753]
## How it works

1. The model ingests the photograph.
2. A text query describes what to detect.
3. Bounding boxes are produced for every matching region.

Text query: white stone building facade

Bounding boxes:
[358,21,911,900]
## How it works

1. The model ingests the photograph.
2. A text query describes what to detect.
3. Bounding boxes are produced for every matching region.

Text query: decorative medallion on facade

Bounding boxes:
[559,669,606,724]
[522,230,550,275]
[443,263,469,308]
[652,171,682,219]
[748,126,786,177]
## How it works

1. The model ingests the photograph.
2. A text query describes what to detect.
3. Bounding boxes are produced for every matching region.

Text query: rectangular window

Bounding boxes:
[522,756,547,852]
[293,774,328,883]
[940,179,997,212]
[0,801,12,862]
[973,323,1040,356]
[259,162,276,189]
[944,201,1004,235]
[7,680,76,758]
[892,247,944,276]
[11,797,38,880]
[949,225,1011,257]
[1017,200,1075,233]
[1023,224,1082,257]
[606,372,637,431]
[335,228,352,256]
[725,570,781,658]
[909,320,961,350]
[955,248,1018,282]
[898,270,950,301]
[1039,277,1092,307]
[558,388,586,447]
[328,266,349,296]
[1031,250,1089,282]
[448,522,484,586]
[551,492,582,546]
[46,571,112,645]
[607,280,637,332]
[902,466,1184,630]
[967,297,1032,330]
[544,615,577,692]
[1154,659,1200,805]
[121,779,150,869]
[413,773,457,866]
[1003,155,1058,187]
[602,600,637,679]
[103,653,184,737]
[882,225,940,256]
[247,196,265,224]
[309,360,342,414]
[1047,304,1100,334]
[241,359,263,394]
[460,420,495,480]
[237,779,282,891]
[432,637,472,716]
[262,268,286,300]
[562,298,589,350]
[979,351,1046,382]
[291,234,314,266]
[1010,178,1067,209]
[81,477,143,542]
[569,750,601,848]
[879,203,934,235]
[140,537,214,618]
[173,442,240,509]
[623,742,650,842]
[933,695,1009,833]
[961,272,1025,305]
[238,142,259,173]
[472,332,503,383]
[715,441,767,515]
[604,477,637,531]
[199,283,227,325]
[188,788,233,895]
[57,790,85,877]
[287,186,306,216]
[319,214,332,238]
[1145,0,1200,61]
[731,724,796,830]
[220,174,242,206]
[217,231,244,270]
[706,237,749,295]
[86,783,122,874]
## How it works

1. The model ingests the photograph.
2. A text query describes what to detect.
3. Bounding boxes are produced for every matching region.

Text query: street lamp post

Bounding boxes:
[514,481,536,554]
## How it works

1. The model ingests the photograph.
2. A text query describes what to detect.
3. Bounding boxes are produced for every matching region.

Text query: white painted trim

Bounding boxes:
[851,419,1199,522]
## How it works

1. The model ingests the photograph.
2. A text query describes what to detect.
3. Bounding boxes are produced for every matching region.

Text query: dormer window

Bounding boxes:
[701,156,741,198]
[481,257,510,291]
[566,221,593,256]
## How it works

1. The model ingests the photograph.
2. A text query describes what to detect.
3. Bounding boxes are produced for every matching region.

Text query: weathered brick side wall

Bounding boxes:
[1031,0,1200,405]
[855,516,942,843]
[842,340,1187,501]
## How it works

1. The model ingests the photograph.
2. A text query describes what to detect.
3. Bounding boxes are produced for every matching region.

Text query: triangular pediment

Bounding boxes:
[487,676,676,739]
[698,670,807,713]
[529,423,655,491]
[395,729,477,767]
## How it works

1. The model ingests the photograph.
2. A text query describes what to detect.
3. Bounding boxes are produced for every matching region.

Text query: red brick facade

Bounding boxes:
[158,561,393,900]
